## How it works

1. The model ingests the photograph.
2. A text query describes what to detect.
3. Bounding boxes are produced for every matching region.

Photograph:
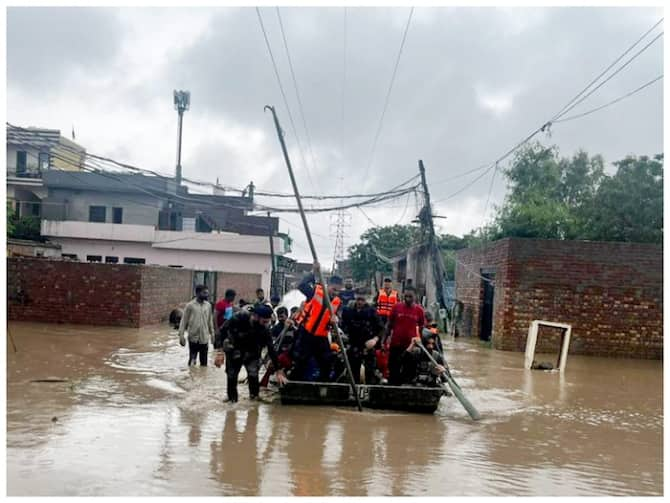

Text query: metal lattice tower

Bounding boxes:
[330,208,351,274]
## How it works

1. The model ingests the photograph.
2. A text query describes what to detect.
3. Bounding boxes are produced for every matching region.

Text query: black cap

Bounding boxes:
[253,305,273,319]
[271,295,281,303]
[383,277,392,283]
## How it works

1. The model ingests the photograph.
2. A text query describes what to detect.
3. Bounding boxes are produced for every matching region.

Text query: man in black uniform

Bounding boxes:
[401,332,447,387]
[340,288,384,384]
[215,305,288,402]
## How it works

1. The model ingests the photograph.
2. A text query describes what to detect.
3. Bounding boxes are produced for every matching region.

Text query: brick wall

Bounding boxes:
[7,258,197,327]
[455,238,662,359]
[139,266,193,326]
[216,272,262,304]
[454,239,510,345]
[7,257,142,326]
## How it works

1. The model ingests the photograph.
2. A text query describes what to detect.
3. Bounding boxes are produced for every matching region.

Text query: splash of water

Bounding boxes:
[279,289,306,312]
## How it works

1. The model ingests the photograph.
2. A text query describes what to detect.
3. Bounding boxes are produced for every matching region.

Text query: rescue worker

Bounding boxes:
[215,305,287,402]
[292,261,343,381]
[384,286,425,386]
[423,311,444,355]
[338,278,356,307]
[260,306,295,387]
[375,277,400,326]
[401,333,447,387]
[340,287,384,384]
[178,284,215,367]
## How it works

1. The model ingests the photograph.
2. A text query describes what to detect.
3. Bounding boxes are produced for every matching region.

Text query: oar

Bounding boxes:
[416,341,480,421]
[265,105,363,412]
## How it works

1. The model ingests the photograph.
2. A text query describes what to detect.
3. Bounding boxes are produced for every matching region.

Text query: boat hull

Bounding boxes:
[279,381,445,414]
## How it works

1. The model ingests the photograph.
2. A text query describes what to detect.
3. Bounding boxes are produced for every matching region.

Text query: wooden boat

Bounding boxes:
[279,380,447,414]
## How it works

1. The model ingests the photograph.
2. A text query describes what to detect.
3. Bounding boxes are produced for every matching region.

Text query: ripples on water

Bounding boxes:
[6,321,663,496]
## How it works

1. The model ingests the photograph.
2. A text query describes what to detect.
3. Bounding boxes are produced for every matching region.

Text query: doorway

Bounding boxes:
[479,272,496,341]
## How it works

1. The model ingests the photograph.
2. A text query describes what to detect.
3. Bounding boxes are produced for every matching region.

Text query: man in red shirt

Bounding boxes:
[384,286,424,385]
[214,289,237,336]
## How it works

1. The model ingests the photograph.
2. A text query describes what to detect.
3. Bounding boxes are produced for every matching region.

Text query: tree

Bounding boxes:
[581,154,663,244]
[347,224,420,282]
[476,142,662,245]
[7,203,15,237]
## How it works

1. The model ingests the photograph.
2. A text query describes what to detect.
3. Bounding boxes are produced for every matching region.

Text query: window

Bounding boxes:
[38,152,50,172]
[62,253,78,260]
[112,207,123,224]
[123,257,146,265]
[30,203,40,216]
[105,256,119,264]
[89,206,106,223]
[86,255,102,263]
[16,151,27,175]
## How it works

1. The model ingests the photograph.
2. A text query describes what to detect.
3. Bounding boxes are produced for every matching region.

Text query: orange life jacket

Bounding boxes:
[376,289,399,317]
[302,284,342,337]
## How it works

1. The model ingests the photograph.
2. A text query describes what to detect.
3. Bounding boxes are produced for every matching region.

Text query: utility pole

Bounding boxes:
[267,211,277,298]
[173,90,190,187]
[418,160,446,312]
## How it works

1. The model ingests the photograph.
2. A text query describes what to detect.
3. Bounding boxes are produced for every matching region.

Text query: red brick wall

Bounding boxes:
[216,272,262,305]
[455,238,662,359]
[454,239,510,343]
[7,257,142,327]
[139,266,193,326]
[7,258,197,327]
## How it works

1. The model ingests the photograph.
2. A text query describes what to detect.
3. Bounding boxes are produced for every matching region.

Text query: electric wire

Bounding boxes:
[554,74,663,123]
[363,6,414,179]
[276,7,320,178]
[255,7,319,194]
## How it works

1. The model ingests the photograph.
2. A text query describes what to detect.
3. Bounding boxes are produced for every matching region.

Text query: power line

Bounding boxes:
[255,7,319,194]
[364,6,414,179]
[554,74,663,123]
[550,17,664,122]
[341,7,348,158]
[432,23,664,206]
[481,162,499,223]
[276,7,320,178]
[553,30,664,121]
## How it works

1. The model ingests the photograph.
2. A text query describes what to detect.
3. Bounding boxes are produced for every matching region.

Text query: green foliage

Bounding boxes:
[7,203,15,236]
[8,212,42,241]
[347,224,420,282]
[581,154,663,243]
[481,143,662,244]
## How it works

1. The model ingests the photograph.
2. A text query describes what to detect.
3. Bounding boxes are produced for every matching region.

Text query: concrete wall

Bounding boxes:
[42,188,161,226]
[455,238,662,359]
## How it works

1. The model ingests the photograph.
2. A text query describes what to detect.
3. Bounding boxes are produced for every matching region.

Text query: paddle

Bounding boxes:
[416,341,480,421]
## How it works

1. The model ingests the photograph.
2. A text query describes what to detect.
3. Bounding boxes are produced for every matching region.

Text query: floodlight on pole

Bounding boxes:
[173,90,190,186]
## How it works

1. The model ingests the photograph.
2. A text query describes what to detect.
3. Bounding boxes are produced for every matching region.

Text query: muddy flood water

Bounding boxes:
[6,321,663,496]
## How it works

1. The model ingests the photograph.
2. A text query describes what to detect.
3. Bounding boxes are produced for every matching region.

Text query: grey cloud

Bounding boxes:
[7,7,123,93]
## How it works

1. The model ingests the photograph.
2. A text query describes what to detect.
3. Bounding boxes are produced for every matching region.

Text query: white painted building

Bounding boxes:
[41,220,286,292]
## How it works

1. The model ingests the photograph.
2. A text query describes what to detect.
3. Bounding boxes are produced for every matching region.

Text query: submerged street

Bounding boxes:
[6,321,662,496]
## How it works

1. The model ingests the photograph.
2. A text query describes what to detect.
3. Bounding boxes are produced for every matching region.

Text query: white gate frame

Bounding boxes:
[524,320,572,372]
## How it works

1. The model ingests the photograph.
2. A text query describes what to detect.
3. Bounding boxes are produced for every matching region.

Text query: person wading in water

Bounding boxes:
[178,284,215,367]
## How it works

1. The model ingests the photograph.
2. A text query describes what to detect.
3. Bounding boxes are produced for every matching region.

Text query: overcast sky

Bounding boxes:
[6,6,664,266]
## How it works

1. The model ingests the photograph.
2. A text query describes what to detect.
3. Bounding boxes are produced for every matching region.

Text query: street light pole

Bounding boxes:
[173,90,190,187]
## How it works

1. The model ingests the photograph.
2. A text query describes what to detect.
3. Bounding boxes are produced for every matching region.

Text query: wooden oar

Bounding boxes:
[416,341,480,421]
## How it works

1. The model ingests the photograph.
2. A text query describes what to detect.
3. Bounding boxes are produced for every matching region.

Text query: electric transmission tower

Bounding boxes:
[330,178,351,275]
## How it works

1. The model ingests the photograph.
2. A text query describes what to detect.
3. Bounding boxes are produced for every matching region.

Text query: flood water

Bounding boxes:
[6,321,663,496]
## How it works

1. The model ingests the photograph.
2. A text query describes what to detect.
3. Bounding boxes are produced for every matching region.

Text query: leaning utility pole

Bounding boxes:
[173,90,190,187]
[265,105,363,412]
[418,160,446,310]
[267,211,277,298]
